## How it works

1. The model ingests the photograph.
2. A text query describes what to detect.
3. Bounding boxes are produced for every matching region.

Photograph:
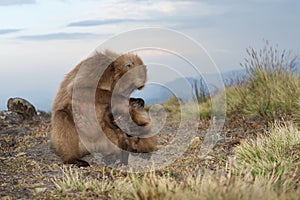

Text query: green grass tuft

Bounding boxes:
[236,122,300,192]
[226,41,300,122]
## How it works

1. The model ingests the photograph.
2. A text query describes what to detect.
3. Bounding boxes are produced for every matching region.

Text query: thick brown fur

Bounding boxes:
[104,98,157,153]
[51,51,157,166]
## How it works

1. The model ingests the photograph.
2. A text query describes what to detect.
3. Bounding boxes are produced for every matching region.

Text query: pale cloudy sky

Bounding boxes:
[0,0,299,110]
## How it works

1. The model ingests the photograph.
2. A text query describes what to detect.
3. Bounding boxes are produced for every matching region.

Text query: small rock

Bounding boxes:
[7,97,37,120]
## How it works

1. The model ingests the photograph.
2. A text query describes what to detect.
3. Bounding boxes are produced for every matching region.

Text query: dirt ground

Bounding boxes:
[0,110,264,199]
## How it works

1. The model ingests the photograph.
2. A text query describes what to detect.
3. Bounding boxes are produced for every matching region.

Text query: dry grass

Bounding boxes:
[51,122,300,199]
[226,41,300,122]
[236,122,300,192]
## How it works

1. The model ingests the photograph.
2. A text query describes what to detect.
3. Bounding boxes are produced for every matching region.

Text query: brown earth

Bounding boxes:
[0,109,266,199]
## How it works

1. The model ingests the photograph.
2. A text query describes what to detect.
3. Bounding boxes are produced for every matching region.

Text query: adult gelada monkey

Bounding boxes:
[51,50,157,167]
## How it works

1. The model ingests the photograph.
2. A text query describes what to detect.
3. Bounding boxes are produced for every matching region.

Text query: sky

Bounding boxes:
[0,0,299,111]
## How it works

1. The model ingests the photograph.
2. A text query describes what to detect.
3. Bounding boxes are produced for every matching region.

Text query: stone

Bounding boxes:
[7,97,37,120]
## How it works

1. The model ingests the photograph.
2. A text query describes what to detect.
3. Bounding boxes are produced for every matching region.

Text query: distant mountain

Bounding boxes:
[133,68,247,105]
[132,77,198,105]
[294,62,300,73]
[132,84,172,105]
[139,62,300,105]
[0,67,272,111]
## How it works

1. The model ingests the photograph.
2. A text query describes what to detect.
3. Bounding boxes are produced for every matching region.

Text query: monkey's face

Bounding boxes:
[112,54,147,96]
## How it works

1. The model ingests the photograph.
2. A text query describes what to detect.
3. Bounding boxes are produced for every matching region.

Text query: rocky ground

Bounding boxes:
[0,99,267,199]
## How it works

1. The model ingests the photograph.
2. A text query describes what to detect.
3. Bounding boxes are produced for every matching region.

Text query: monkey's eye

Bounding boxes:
[124,61,134,68]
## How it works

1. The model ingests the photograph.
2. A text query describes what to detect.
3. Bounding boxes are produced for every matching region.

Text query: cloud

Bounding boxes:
[67,18,150,27]
[67,1,228,29]
[0,0,36,6]
[17,32,104,40]
[0,29,22,35]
